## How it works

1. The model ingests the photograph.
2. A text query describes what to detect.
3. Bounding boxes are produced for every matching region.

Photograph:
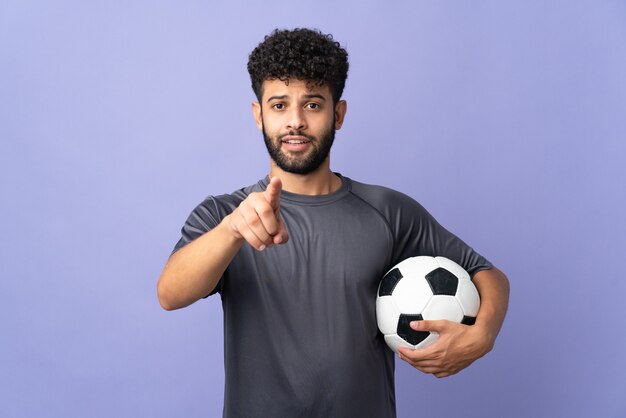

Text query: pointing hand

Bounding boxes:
[226,177,289,251]
[264,176,283,212]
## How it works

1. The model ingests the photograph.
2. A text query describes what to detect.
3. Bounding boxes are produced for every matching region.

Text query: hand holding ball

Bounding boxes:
[376,256,480,353]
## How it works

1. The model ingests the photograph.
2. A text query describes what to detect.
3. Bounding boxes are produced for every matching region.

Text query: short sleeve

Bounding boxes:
[171,196,224,296]
[391,197,493,278]
[172,197,221,254]
[347,179,492,279]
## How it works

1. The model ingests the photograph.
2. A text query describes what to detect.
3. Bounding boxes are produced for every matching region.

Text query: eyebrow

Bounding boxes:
[266,94,328,103]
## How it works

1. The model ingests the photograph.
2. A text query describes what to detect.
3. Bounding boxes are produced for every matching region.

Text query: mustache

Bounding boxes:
[279,131,316,142]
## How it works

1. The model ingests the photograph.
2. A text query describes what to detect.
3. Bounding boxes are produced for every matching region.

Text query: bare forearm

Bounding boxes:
[398,266,509,377]
[157,218,243,310]
[472,266,510,349]
[158,180,289,311]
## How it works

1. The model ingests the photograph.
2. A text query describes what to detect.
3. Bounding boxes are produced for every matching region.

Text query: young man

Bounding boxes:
[158,28,509,417]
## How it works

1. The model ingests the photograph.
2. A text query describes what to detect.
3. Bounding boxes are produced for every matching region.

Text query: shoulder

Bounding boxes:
[173,178,266,253]
[346,177,427,215]
[190,178,267,221]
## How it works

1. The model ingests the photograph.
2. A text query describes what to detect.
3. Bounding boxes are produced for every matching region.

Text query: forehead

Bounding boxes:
[261,79,332,101]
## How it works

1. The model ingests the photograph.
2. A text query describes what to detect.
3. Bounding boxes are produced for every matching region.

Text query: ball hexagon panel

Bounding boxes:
[456,278,480,317]
[376,296,400,335]
[384,334,413,353]
[392,273,433,314]
[422,295,464,323]
[397,256,440,280]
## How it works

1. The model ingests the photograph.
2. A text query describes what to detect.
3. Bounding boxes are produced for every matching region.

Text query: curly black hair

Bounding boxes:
[247,28,349,104]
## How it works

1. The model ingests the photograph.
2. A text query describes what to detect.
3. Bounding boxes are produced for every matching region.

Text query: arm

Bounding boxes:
[157,177,289,311]
[397,265,510,378]
[157,221,243,311]
[471,265,510,348]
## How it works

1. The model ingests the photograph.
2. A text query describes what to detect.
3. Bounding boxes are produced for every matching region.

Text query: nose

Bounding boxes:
[286,107,306,131]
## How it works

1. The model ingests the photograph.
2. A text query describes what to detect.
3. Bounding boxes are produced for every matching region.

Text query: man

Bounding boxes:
[158,28,509,417]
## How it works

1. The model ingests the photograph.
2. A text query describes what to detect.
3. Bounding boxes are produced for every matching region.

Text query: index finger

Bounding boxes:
[264,177,282,210]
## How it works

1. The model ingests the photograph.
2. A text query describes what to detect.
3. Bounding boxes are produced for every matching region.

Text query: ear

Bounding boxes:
[252,101,263,130]
[334,100,347,130]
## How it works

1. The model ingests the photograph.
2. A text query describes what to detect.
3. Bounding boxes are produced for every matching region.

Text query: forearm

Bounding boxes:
[398,265,509,377]
[157,217,243,310]
[472,266,510,350]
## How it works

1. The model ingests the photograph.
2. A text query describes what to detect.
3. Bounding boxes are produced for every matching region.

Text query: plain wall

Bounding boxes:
[1,1,625,417]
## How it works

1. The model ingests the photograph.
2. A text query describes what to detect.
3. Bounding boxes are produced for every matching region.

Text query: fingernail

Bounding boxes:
[259,245,266,251]
[410,321,419,330]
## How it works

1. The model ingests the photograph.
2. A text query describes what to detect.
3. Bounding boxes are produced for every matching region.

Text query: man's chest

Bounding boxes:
[226,203,395,296]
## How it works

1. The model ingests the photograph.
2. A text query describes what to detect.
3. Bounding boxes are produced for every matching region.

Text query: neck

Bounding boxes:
[269,160,342,195]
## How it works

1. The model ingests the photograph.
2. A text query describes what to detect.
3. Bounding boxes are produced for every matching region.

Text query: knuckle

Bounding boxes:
[241,232,259,247]
[244,212,260,226]
[245,193,261,205]
[258,205,274,217]
[239,198,254,209]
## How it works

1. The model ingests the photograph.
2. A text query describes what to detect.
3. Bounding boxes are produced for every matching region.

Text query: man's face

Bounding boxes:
[252,79,346,175]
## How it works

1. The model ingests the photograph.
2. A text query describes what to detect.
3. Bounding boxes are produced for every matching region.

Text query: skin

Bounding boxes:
[156,79,345,309]
[252,79,347,195]
[397,266,509,378]
[157,78,509,378]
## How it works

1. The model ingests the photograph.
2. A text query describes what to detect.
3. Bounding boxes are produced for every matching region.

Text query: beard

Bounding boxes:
[262,118,336,175]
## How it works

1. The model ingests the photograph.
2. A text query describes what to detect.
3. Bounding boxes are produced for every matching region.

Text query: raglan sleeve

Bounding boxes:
[171,196,225,295]
[172,196,222,254]
[390,194,493,278]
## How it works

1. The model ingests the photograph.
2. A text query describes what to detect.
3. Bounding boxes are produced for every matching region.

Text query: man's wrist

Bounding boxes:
[218,214,245,246]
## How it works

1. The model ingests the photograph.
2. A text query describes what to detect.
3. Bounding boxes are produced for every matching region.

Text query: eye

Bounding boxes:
[305,102,320,110]
[272,103,285,110]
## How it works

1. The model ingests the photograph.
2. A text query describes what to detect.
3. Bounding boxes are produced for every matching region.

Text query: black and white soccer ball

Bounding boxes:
[376,256,480,353]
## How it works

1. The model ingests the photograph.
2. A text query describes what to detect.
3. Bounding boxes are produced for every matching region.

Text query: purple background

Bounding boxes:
[2,1,625,417]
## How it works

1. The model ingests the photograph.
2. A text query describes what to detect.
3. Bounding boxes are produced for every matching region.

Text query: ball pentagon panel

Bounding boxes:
[436,256,471,281]
[424,267,459,296]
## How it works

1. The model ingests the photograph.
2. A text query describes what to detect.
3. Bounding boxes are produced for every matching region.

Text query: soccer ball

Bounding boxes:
[376,256,480,353]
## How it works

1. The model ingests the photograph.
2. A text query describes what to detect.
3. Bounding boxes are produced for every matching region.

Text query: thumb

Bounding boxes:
[410,319,448,333]
[264,177,282,210]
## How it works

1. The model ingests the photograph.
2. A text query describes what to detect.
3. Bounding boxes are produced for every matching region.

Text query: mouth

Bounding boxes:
[280,135,313,152]
[281,135,311,145]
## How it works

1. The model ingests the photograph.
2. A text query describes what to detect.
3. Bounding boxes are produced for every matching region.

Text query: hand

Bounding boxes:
[397,320,494,378]
[225,177,289,251]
